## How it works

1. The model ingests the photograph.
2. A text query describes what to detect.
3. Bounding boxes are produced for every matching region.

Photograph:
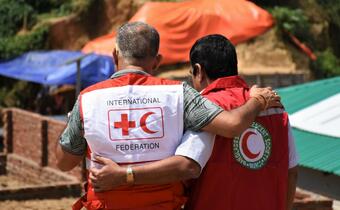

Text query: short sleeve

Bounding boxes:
[175,130,215,170]
[59,99,87,156]
[183,82,223,131]
[288,122,299,169]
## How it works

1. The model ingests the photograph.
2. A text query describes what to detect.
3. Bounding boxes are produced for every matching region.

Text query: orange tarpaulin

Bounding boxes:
[82,0,274,65]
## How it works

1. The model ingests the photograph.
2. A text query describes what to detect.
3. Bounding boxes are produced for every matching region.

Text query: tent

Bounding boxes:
[82,0,274,65]
[0,50,114,88]
[278,77,340,175]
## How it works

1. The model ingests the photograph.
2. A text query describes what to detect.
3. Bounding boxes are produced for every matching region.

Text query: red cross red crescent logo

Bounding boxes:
[241,131,260,159]
[108,107,164,141]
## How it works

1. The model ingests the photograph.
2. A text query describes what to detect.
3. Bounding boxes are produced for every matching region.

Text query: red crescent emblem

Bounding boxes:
[140,112,158,134]
[241,131,260,159]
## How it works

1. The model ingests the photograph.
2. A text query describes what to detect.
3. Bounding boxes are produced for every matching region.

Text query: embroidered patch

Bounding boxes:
[233,122,271,169]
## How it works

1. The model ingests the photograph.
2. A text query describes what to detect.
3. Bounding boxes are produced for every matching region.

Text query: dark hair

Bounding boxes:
[190,34,238,79]
[117,22,160,61]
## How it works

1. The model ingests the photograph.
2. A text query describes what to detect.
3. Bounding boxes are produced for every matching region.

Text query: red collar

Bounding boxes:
[201,76,249,95]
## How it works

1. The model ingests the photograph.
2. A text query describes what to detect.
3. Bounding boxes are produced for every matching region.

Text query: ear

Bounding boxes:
[112,47,119,69]
[112,47,119,67]
[194,63,204,82]
[152,54,163,71]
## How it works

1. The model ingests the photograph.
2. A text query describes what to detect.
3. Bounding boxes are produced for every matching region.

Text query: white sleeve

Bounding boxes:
[288,122,299,169]
[175,130,215,171]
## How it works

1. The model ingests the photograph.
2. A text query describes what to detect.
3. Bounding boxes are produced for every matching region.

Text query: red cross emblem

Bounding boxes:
[114,114,136,136]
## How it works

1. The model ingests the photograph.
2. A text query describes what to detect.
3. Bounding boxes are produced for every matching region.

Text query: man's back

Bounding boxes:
[186,76,289,210]
[81,71,186,209]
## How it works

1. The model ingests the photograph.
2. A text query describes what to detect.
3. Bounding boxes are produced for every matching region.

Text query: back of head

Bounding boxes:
[117,22,160,63]
[190,34,238,79]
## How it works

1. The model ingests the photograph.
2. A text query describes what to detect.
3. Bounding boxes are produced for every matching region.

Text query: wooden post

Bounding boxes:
[275,72,280,88]
[290,72,295,85]
[41,120,48,167]
[63,54,90,100]
[4,110,13,154]
[256,74,262,86]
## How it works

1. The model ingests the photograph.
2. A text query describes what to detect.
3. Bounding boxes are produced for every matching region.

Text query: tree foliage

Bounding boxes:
[270,7,310,41]
[0,26,48,60]
[0,0,76,60]
[311,49,340,78]
[0,0,35,37]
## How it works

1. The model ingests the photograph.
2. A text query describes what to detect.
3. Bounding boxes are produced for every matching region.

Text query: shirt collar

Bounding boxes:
[110,69,150,79]
[201,75,249,95]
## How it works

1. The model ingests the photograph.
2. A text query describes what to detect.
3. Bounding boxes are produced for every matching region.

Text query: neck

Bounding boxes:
[116,58,153,74]
[118,65,145,71]
[206,74,238,85]
[201,77,216,90]
[206,77,215,86]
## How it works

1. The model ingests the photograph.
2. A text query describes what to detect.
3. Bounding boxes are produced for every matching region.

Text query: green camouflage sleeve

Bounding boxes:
[59,99,87,156]
[183,82,223,131]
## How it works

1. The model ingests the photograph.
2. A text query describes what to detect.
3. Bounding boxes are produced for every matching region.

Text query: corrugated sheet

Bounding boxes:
[278,76,340,114]
[293,128,340,175]
[278,76,340,175]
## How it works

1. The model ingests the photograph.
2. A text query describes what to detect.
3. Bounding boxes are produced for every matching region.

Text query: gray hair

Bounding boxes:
[116,22,160,61]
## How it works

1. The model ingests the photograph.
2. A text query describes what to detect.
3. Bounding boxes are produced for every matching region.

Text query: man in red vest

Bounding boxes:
[56,22,280,210]
[183,34,298,210]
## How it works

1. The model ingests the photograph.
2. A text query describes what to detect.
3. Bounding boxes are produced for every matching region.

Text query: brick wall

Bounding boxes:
[2,108,83,180]
[12,109,43,166]
[47,119,65,169]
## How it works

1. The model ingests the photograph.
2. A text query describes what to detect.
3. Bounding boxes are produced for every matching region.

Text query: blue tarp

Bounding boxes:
[0,50,115,88]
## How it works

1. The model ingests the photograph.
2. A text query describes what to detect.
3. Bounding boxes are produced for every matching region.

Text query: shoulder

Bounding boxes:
[141,76,182,85]
[80,79,116,95]
[82,75,182,95]
[203,88,247,110]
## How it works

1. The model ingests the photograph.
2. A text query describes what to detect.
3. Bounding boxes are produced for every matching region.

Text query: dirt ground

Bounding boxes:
[0,175,76,210]
[0,198,76,210]
[0,175,30,189]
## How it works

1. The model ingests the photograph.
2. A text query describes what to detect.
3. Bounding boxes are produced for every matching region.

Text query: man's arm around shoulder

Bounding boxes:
[202,85,281,137]
[90,131,215,192]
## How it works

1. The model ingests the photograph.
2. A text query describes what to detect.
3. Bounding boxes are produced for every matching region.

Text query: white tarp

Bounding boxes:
[289,93,340,138]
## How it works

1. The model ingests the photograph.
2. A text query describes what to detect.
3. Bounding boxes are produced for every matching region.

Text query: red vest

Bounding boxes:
[76,72,186,210]
[186,76,289,210]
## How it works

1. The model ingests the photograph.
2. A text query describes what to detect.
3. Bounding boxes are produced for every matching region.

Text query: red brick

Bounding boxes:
[2,108,83,180]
